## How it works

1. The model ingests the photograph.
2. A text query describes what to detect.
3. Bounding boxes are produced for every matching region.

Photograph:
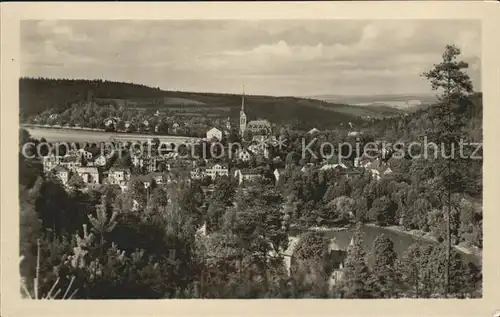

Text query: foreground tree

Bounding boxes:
[340,223,372,298]
[368,234,399,298]
[422,44,474,297]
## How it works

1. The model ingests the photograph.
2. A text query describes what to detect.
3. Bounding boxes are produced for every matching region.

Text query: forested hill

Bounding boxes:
[366,92,483,143]
[19,78,403,130]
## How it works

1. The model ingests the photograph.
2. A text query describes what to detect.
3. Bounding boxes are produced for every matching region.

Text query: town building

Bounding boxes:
[246,120,272,135]
[206,127,223,141]
[273,168,285,185]
[93,155,107,167]
[104,118,116,128]
[248,142,270,159]
[131,155,157,173]
[204,163,229,180]
[236,148,253,162]
[59,155,81,171]
[319,163,348,171]
[42,154,61,172]
[234,168,262,185]
[150,172,164,185]
[75,167,100,184]
[308,128,320,134]
[108,167,131,190]
[190,167,204,180]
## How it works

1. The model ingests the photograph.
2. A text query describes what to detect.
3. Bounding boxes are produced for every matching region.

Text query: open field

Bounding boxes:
[22,125,199,144]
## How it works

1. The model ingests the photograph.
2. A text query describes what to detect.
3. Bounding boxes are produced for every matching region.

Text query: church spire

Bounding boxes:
[241,85,245,112]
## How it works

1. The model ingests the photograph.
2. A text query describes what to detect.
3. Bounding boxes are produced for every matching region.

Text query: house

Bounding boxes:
[248,142,270,159]
[320,163,347,171]
[246,119,271,135]
[354,155,375,168]
[136,175,153,189]
[342,170,361,180]
[204,163,229,180]
[78,149,93,160]
[300,163,315,175]
[108,167,131,187]
[42,154,61,172]
[252,135,267,143]
[93,155,107,167]
[171,122,180,133]
[103,118,116,128]
[150,172,164,185]
[347,131,361,137]
[59,155,81,170]
[53,165,69,185]
[190,167,205,180]
[273,168,285,184]
[131,155,157,173]
[360,158,392,180]
[308,128,320,134]
[75,167,100,184]
[371,166,393,181]
[234,169,262,185]
[236,148,253,162]
[206,127,223,141]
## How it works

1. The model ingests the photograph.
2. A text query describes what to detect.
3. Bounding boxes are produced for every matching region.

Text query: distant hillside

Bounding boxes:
[19,78,403,130]
[307,93,439,111]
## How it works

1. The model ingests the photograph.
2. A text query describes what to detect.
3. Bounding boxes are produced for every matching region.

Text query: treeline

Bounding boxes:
[19,77,365,131]
[19,77,165,118]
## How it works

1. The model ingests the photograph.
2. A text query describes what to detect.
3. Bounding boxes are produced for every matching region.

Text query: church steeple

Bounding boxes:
[241,85,245,112]
[239,85,247,136]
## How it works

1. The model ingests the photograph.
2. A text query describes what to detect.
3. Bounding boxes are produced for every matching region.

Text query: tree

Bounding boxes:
[402,197,431,231]
[206,200,226,233]
[326,196,355,223]
[19,187,42,284]
[397,243,433,298]
[115,120,125,131]
[369,234,399,298]
[68,173,86,191]
[291,232,330,297]
[341,223,372,298]
[422,44,474,297]
[88,196,118,257]
[367,196,397,226]
[227,184,288,292]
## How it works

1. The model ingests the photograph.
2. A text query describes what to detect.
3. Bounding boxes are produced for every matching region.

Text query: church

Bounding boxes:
[239,86,271,136]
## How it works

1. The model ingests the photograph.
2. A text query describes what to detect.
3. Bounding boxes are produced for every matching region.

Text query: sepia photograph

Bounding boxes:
[1,2,499,317]
[16,18,483,299]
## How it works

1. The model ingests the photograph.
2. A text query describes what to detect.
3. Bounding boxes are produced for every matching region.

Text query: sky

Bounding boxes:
[21,20,481,97]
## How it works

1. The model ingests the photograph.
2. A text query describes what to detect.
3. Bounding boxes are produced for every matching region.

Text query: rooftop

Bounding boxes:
[76,167,99,173]
[53,165,69,173]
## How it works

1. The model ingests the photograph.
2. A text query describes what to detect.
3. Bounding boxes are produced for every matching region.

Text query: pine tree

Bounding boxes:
[369,234,398,298]
[88,196,118,257]
[341,222,372,298]
[422,44,474,297]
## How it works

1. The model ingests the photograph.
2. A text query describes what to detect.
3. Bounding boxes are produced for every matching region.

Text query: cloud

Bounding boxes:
[20,19,481,96]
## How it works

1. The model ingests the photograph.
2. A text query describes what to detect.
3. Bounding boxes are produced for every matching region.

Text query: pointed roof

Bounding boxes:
[241,85,245,113]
